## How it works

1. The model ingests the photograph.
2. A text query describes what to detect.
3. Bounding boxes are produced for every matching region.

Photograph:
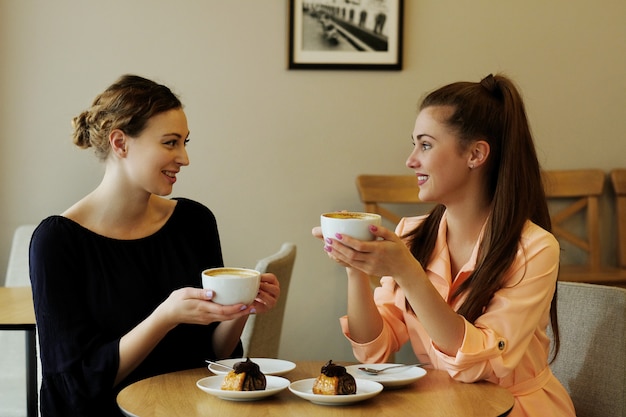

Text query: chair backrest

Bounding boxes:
[611,169,626,270]
[542,169,605,270]
[549,281,626,417]
[356,174,424,225]
[240,242,296,358]
[5,225,37,287]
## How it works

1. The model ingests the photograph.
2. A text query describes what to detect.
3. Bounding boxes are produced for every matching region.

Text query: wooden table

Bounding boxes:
[117,361,514,417]
[0,286,37,417]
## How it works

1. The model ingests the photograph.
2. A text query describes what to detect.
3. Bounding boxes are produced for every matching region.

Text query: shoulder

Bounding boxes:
[521,221,559,250]
[170,198,218,230]
[517,221,560,264]
[30,216,89,264]
[172,198,215,217]
[396,214,429,235]
[31,216,82,246]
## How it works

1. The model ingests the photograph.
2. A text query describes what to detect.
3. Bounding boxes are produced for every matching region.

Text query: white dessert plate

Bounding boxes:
[196,375,290,401]
[288,378,383,405]
[346,364,427,388]
[208,358,296,376]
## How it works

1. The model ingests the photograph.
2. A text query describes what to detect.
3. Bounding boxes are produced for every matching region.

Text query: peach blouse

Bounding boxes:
[340,213,576,417]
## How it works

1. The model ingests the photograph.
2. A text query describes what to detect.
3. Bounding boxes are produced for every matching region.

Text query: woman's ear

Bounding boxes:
[468,140,490,169]
[110,129,127,158]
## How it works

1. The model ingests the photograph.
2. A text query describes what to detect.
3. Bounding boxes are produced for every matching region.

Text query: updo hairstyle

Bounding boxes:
[71,74,182,161]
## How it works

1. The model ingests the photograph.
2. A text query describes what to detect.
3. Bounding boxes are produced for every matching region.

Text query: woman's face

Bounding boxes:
[406,106,472,205]
[123,108,190,196]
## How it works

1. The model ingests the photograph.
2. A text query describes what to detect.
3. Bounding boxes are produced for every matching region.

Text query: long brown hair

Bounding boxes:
[404,74,560,358]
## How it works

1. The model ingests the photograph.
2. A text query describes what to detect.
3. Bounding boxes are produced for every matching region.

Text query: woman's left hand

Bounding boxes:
[324,224,421,281]
[250,273,280,313]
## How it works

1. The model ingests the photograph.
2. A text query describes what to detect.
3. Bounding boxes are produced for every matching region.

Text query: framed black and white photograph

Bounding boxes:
[289,0,404,70]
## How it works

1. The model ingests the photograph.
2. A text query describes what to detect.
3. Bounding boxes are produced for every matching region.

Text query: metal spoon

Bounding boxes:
[205,360,234,372]
[358,364,422,375]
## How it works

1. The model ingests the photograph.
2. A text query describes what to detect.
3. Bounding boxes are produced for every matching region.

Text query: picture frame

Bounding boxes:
[288,0,404,71]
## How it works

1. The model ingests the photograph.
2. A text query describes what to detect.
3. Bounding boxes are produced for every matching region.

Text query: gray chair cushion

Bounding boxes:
[549,281,626,417]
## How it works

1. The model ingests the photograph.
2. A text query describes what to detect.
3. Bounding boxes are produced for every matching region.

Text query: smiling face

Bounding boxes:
[406,106,473,205]
[122,108,190,196]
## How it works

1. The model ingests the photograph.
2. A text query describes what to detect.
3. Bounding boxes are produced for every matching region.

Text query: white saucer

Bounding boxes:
[345,364,427,388]
[288,378,383,405]
[196,375,290,401]
[208,358,296,376]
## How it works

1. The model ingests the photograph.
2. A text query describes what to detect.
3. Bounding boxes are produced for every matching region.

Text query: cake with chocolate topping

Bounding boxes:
[220,358,267,391]
[312,360,356,395]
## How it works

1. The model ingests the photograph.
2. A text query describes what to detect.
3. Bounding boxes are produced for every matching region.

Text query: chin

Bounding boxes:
[152,187,174,197]
[418,192,432,202]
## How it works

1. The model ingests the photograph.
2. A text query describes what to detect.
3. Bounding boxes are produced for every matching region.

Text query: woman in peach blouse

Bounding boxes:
[314,74,576,416]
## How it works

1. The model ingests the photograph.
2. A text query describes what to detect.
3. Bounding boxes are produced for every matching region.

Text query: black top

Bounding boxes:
[29,198,243,416]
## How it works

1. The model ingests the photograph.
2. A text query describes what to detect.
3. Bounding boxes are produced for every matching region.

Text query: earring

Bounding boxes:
[469,164,475,169]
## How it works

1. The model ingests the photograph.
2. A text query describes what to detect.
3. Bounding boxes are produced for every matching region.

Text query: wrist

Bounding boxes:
[151,302,178,333]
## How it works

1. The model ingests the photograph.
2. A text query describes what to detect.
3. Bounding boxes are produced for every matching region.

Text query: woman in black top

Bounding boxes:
[29,75,280,416]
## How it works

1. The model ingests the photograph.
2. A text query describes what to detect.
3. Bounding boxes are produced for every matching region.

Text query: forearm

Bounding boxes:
[212,315,248,359]
[116,310,175,385]
[399,272,465,356]
[346,268,384,343]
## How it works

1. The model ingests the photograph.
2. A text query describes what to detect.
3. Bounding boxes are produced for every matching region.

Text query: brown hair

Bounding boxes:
[71,74,182,161]
[404,74,560,357]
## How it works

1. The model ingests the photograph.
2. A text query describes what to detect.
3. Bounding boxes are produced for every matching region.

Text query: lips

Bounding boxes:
[417,174,428,186]
[163,170,178,183]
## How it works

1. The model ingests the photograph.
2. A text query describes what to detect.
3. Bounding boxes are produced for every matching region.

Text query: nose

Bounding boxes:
[177,146,190,166]
[406,147,419,169]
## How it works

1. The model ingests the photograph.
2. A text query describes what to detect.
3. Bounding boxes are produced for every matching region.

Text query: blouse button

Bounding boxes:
[498,340,505,350]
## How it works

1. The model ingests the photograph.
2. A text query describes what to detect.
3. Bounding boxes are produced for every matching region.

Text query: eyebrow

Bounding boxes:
[413,134,436,141]
[163,131,190,139]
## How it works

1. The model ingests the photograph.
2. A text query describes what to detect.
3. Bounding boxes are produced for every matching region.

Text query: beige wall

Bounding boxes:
[1,1,625,362]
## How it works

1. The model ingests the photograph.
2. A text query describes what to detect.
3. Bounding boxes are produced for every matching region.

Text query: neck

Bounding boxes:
[63,168,172,239]
[444,197,491,247]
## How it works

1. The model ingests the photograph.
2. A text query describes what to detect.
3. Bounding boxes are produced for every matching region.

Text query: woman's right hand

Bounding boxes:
[156,287,253,330]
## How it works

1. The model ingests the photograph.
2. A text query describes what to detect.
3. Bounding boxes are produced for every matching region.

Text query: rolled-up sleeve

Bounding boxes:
[435,227,559,382]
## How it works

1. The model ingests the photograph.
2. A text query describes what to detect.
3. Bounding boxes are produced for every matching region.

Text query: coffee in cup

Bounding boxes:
[201,267,261,305]
[320,211,382,241]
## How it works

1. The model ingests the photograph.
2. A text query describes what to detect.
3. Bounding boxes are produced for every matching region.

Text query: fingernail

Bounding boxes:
[370,225,378,232]
[325,237,333,244]
[205,290,213,298]
[240,305,247,311]
[324,245,332,253]
[250,308,257,314]
[335,233,343,240]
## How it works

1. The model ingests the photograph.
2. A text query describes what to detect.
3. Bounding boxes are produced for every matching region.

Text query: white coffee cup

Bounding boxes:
[320,212,382,241]
[201,267,261,305]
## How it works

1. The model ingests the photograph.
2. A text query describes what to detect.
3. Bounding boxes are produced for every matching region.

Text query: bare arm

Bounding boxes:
[345,268,384,343]
[115,287,252,385]
[320,225,465,355]
[211,272,280,358]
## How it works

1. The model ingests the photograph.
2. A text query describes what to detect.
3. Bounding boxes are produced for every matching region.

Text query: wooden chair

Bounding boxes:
[355,174,425,225]
[542,169,604,273]
[543,169,626,286]
[240,242,296,358]
[611,169,626,273]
